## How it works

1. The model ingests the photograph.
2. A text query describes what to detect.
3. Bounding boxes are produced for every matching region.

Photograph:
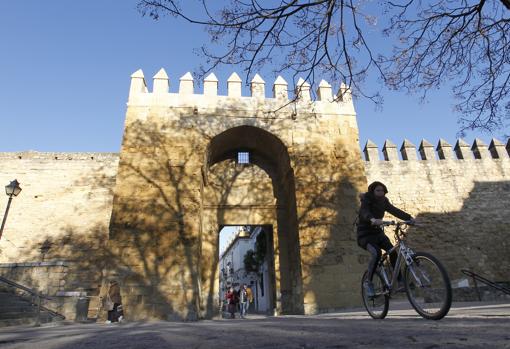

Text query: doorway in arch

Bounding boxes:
[199,125,304,318]
[218,225,276,316]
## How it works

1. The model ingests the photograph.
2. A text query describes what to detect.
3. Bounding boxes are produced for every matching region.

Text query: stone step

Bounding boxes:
[0,291,61,327]
[0,292,32,301]
[0,311,39,320]
[0,291,25,297]
[0,299,32,307]
[0,310,54,323]
[0,293,35,308]
[0,305,36,313]
[453,288,510,302]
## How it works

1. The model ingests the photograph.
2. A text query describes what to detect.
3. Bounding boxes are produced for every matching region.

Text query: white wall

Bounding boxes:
[218,227,273,313]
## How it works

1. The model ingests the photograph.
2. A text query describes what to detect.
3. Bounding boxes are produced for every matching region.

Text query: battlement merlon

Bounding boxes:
[126,69,356,116]
[363,138,510,162]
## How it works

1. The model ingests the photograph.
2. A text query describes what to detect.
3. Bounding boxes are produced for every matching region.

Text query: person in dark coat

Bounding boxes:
[357,181,414,297]
[107,280,123,323]
[226,287,236,319]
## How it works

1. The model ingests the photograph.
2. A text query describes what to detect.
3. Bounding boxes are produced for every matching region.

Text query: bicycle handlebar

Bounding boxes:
[379,220,395,226]
[378,220,416,242]
[378,220,415,227]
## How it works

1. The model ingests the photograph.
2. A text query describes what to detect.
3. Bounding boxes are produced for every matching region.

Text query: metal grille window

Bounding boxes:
[237,151,250,164]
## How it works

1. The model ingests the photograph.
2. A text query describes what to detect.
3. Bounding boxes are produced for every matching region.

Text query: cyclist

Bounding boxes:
[357,181,414,297]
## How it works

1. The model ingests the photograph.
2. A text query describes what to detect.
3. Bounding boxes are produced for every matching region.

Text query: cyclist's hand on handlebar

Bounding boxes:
[370,218,384,226]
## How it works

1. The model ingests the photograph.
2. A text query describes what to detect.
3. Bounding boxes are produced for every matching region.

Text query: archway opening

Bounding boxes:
[200,125,304,318]
[218,225,276,317]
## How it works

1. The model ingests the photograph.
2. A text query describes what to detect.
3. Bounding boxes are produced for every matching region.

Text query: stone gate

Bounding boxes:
[108,69,367,320]
[1,68,508,322]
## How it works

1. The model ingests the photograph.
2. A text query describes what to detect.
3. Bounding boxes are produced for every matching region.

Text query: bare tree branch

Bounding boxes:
[383,0,510,134]
[138,0,510,134]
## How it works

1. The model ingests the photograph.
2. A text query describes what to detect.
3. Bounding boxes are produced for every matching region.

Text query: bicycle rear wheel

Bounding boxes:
[361,270,389,319]
[404,252,452,320]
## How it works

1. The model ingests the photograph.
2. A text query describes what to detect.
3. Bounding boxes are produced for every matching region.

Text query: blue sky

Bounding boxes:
[1,1,501,156]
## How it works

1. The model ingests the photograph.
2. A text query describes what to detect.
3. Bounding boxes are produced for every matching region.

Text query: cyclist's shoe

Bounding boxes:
[364,280,376,297]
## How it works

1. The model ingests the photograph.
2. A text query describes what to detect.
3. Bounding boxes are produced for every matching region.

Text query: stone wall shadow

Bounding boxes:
[0,153,118,320]
[177,96,368,314]
[291,140,367,314]
[407,180,510,285]
[299,176,510,312]
[106,118,239,321]
[2,95,368,319]
[161,95,314,318]
[202,161,242,318]
[105,109,291,320]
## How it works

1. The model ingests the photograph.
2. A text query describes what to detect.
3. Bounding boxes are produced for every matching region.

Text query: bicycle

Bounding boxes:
[361,220,452,320]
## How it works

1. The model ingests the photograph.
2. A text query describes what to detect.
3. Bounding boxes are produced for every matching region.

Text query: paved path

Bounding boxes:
[0,301,508,349]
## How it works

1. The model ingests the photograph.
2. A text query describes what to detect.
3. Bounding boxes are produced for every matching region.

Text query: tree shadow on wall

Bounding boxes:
[407,180,510,286]
[110,91,347,318]
[0,157,119,318]
[202,160,275,317]
[103,109,300,320]
[15,126,250,321]
[16,95,371,319]
[291,142,368,314]
[108,93,370,318]
[20,98,287,321]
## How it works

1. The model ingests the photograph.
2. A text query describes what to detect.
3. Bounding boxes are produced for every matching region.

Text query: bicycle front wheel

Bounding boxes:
[404,252,452,320]
[361,270,389,319]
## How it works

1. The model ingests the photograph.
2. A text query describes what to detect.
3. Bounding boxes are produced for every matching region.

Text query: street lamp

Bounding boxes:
[0,179,22,241]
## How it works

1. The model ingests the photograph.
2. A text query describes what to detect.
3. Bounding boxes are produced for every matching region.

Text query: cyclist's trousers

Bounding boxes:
[358,233,396,281]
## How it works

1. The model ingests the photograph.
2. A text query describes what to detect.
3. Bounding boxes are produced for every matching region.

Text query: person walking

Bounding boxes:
[239,284,249,318]
[246,284,254,312]
[226,287,236,319]
[106,280,123,323]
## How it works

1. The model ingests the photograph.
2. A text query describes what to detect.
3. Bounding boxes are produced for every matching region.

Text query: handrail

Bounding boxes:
[0,275,52,299]
[0,275,65,322]
[460,269,510,300]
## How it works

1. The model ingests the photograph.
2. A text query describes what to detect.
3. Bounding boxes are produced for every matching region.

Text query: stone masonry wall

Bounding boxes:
[1,140,509,318]
[0,139,509,317]
[0,152,119,298]
[363,138,510,287]
[1,74,509,321]
[108,69,367,320]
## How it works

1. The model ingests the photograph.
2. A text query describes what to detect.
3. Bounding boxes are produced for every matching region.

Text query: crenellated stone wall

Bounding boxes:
[0,68,509,322]
[110,69,366,320]
[363,138,510,285]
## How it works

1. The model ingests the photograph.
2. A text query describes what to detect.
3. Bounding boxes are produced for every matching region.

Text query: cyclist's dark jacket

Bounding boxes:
[357,193,412,239]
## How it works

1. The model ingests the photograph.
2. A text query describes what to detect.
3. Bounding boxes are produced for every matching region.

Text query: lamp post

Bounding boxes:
[0,179,22,241]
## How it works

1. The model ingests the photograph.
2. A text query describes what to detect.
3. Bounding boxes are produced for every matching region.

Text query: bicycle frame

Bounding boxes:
[378,222,421,293]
